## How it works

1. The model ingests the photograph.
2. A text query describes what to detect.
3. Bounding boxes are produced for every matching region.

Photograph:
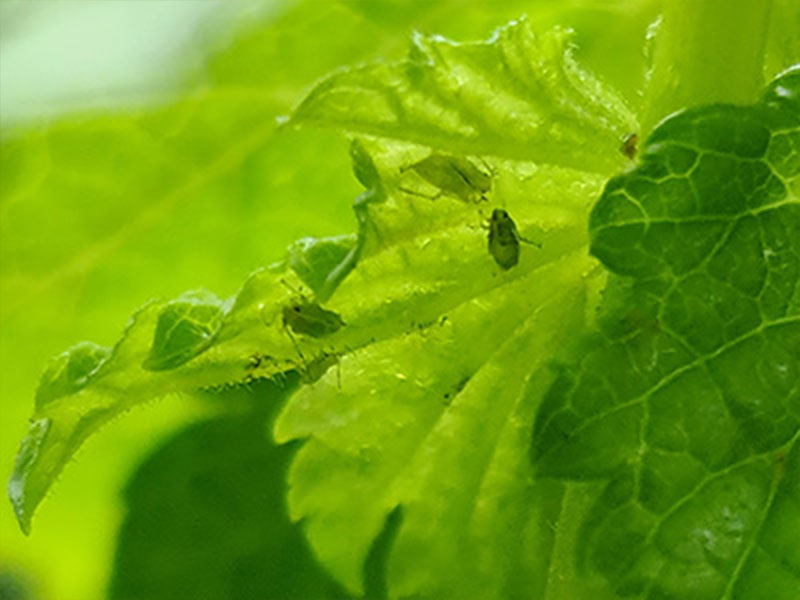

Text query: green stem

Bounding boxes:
[641,0,772,135]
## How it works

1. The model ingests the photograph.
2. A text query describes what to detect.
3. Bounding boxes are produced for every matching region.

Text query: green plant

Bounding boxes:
[5,1,799,598]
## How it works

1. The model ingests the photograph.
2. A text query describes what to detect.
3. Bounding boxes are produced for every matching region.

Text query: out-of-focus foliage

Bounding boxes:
[108,377,351,600]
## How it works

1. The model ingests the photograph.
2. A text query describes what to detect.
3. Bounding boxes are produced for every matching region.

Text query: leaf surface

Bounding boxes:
[1,3,660,597]
[291,17,636,174]
[1,0,433,540]
[14,10,797,600]
[275,20,635,597]
[7,19,631,597]
[532,66,800,600]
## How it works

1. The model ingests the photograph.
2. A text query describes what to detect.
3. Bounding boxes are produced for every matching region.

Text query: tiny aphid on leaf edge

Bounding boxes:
[621,132,638,160]
[279,281,345,339]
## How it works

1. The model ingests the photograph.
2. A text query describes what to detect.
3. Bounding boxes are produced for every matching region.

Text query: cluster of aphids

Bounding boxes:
[400,132,638,269]
[246,348,341,386]
[247,137,639,386]
[399,152,539,270]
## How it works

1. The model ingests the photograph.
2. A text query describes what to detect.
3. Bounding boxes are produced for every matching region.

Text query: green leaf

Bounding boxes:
[286,235,358,299]
[291,17,636,175]
[144,290,228,371]
[35,341,111,410]
[1,3,660,597]
[7,18,630,595]
[15,8,796,600]
[765,0,800,82]
[272,19,639,598]
[532,66,800,599]
[1,0,403,543]
[4,269,316,534]
[109,379,349,600]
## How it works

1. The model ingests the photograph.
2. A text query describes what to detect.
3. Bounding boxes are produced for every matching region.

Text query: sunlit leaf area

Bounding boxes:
[1,1,798,599]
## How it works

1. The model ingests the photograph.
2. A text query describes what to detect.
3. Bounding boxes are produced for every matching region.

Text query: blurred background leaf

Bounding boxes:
[108,377,350,600]
[0,1,659,598]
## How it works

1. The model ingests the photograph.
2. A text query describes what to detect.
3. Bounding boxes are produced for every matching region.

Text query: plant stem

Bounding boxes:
[641,0,772,135]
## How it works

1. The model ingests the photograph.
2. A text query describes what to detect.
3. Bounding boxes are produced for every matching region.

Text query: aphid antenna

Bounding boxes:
[475,155,496,176]
[279,277,307,299]
[498,205,542,248]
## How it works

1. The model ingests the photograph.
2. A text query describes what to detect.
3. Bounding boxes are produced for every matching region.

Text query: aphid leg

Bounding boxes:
[282,322,307,366]
[512,218,542,248]
[333,344,354,389]
[279,278,306,298]
[273,370,288,386]
[518,234,542,249]
[477,208,491,230]
[396,185,442,201]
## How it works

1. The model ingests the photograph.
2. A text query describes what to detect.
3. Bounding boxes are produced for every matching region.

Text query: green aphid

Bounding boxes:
[282,298,345,338]
[299,351,341,385]
[620,132,638,160]
[402,153,492,203]
[487,208,540,270]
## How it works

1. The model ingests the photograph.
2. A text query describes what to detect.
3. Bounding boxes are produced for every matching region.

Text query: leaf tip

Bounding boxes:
[8,418,52,536]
